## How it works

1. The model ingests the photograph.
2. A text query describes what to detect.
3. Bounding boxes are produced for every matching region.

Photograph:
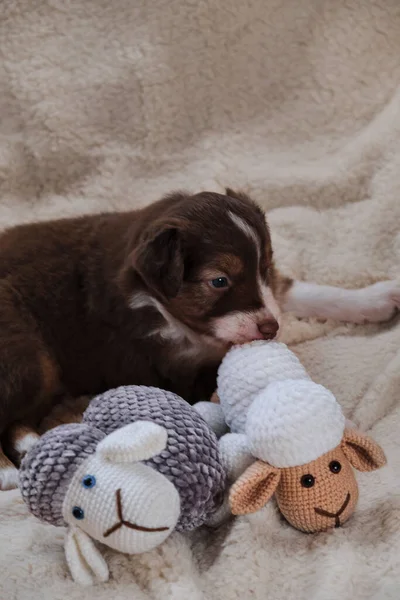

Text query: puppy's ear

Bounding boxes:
[132,225,184,299]
[341,428,387,472]
[225,188,250,202]
[225,188,266,220]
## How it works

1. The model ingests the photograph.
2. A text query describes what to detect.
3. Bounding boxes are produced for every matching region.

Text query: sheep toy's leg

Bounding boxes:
[218,433,255,481]
[193,404,257,528]
[193,402,228,438]
[206,433,255,528]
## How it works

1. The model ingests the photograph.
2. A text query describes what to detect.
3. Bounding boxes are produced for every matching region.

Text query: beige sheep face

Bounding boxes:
[229,428,386,533]
[276,447,358,533]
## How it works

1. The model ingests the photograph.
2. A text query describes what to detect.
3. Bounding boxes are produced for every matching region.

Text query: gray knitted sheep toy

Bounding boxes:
[19,386,227,586]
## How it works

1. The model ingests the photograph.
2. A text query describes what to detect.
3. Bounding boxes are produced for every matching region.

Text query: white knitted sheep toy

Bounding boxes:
[19,386,226,585]
[196,341,386,533]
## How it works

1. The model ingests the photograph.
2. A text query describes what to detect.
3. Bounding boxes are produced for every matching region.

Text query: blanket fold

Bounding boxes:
[0,1,399,598]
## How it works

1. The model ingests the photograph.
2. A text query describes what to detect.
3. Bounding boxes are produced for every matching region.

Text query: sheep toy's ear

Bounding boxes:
[97,421,168,463]
[229,460,281,515]
[65,527,109,586]
[341,428,387,472]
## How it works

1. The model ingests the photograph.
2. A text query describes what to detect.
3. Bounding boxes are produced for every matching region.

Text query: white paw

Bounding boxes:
[14,432,39,458]
[0,465,19,491]
[352,280,400,324]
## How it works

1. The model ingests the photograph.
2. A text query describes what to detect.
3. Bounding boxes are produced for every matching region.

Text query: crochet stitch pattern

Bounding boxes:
[83,385,226,531]
[19,423,105,526]
[19,386,228,585]
[214,341,387,533]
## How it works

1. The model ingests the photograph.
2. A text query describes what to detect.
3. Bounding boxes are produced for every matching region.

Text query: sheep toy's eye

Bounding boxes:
[72,506,85,520]
[329,461,341,474]
[82,475,96,488]
[300,474,315,488]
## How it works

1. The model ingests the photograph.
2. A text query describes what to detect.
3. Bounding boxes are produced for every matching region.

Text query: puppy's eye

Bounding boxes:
[82,475,96,488]
[300,474,315,488]
[72,506,85,520]
[329,461,341,474]
[210,277,229,289]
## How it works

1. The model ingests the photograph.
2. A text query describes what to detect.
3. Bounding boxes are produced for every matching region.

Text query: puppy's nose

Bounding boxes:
[258,319,279,340]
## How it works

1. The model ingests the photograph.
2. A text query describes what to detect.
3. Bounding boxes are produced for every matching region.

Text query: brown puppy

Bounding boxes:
[0,190,282,488]
[1,189,399,490]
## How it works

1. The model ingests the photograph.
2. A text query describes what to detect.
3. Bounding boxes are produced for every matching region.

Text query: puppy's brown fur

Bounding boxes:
[0,189,286,486]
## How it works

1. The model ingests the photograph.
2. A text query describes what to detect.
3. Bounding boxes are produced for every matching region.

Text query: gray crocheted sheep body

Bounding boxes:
[20,386,226,534]
[19,387,227,585]
[82,385,226,531]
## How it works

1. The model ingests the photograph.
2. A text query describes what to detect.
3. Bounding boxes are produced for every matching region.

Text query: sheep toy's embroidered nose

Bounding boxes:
[314,492,351,528]
[103,489,169,537]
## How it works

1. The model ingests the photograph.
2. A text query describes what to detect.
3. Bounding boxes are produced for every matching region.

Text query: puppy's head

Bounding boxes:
[127,190,280,346]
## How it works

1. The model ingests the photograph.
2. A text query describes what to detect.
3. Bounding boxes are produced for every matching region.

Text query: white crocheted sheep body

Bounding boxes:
[217,341,311,433]
[217,341,345,468]
[196,341,386,534]
[196,341,345,471]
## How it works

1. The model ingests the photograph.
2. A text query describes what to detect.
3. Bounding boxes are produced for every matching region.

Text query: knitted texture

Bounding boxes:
[246,379,345,467]
[83,386,227,531]
[276,446,358,533]
[229,460,280,515]
[62,434,181,554]
[19,424,105,526]
[229,446,359,533]
[217,341,310,432]
[220,341,386,533]
[341,428,387,472]
[218,433,254,482]
[65,527,109,586]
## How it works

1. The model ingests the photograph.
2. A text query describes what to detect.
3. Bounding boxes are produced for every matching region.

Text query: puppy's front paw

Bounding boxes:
[355,280,400,323]
[0,465,19,491]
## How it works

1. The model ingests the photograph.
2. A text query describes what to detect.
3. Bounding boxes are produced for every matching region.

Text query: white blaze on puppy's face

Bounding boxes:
[211,212,280,344]
[259,283,281,324]
[228,211,261,252]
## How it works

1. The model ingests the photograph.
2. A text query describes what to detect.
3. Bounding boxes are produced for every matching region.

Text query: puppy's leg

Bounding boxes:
[4,423,40,467]
[0,291,60,490]
[4,396,91,472]
[0,347,58,490]
[39,394,91,433]
[283,280,400,324]
[0,444,19,491]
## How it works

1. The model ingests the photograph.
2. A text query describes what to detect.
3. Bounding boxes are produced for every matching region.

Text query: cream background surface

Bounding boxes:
[0,1,399,598]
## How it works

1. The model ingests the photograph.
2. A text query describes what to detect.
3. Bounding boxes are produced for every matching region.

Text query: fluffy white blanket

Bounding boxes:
[1,1,399,598]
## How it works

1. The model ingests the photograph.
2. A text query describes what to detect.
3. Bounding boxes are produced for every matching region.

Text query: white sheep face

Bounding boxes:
[62,422,181,554]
